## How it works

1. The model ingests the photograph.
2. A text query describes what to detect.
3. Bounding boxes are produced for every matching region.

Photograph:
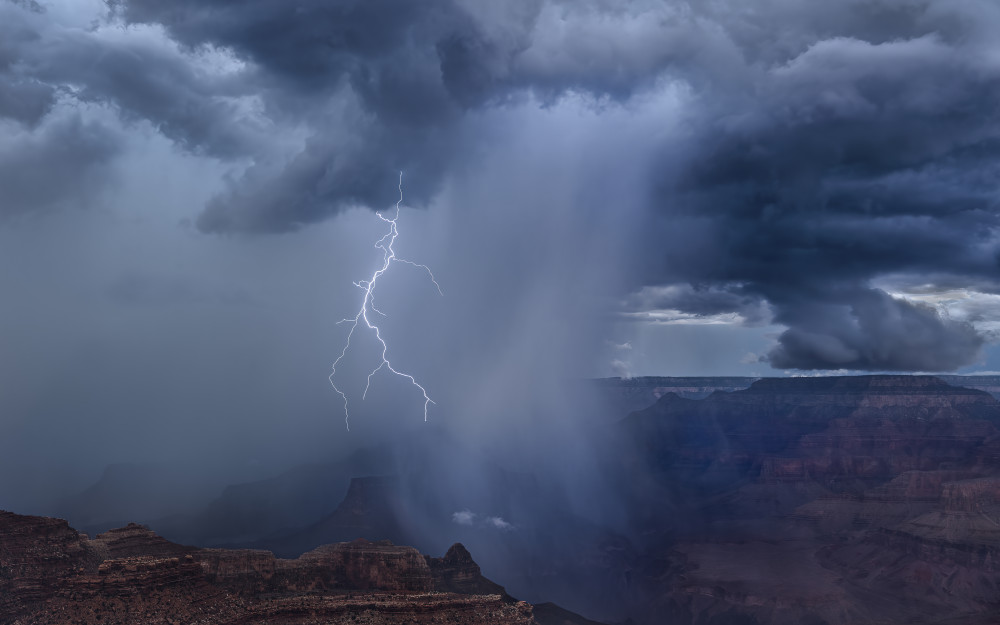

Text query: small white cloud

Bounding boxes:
[740,352,761,364]
[788,369,851,377]
[485,516,514,530]
[605,340,633,351]
[451,510,516,531]
[610,359,632,379]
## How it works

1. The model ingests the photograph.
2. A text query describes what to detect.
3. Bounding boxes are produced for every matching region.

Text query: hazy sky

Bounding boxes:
[5,0,1000,502]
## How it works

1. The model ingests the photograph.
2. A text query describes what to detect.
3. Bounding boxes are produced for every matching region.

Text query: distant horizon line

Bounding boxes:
[585,372,1000,381]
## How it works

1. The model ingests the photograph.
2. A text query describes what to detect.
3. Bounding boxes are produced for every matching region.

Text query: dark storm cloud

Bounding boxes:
[640,2,1000,371]
[664,12,1000,370]
[0,4,97,215]
[0,3,52,126]
[622,284,773,327]
[880,273,1000,296]
[0,0,267,216]
[765,286,984,371]
[27,18,265,159]
[0,78,53,127]
[0,114,121,216]
[40,42,262,159]
[107,0,529,111]
[6,0,1000,370]
[105,0,721,230]
[103,0,1000,369]
[195,122,452,233]
[107,0,538,231]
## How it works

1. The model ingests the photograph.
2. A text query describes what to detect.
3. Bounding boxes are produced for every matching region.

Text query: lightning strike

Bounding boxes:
[329,172,442,430]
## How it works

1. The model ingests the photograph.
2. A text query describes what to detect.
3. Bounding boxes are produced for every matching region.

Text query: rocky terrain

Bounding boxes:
[580,376,760,417]
[0,510,539,625]
[586,374,1000,420]
[939,375,1000,400]
[613,375,1000,624]
[21,374,1000,624]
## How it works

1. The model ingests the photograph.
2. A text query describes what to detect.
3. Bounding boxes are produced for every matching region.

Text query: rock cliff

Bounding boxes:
[0,510,535,625]
[615,375,1000,624]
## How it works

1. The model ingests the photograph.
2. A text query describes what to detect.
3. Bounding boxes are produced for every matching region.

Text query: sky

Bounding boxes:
[5,0,1000,504]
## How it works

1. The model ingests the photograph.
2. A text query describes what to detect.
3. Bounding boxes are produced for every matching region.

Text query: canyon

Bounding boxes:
[612,376,1000,624]
[10,375,1000,623]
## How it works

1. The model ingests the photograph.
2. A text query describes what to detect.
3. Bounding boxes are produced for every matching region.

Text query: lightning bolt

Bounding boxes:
[329,172,442,431]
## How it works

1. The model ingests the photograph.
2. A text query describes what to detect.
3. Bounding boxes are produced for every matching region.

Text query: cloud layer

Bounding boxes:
[5,0,1000,372]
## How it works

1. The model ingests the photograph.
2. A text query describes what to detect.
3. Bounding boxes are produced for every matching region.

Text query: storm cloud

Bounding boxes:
[646,6,1000,370]
[7,5,1000,616]
[6,0,1000,374]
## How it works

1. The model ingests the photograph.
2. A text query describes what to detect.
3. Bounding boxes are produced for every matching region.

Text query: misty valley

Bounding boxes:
[5,375,1000,624]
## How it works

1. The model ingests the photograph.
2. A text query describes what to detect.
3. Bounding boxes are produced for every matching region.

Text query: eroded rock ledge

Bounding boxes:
[0,510,534,625]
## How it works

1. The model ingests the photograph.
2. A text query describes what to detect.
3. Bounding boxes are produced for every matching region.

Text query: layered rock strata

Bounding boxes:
[0,511,534,625]
[617,376,1000,624]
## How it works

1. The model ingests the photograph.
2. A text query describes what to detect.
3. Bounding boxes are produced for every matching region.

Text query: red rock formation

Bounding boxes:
[0,511,94,616]
[90,522,195,560]
[0,510,536,625]
[619,376,1000,624]
[427,542,507,596]
[299,539,433,591]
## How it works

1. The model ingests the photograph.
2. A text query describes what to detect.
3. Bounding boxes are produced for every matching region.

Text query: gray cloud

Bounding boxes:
[195,121,452,233]
[4,0,1000,374]
[104,0,528,229]
[0,112,121,217]
[767,287,984,371]
[33,23,266,159]
[0,0,269,218]
[622,284,773,327]
[0,79,53,126]
[637,2,1000,370]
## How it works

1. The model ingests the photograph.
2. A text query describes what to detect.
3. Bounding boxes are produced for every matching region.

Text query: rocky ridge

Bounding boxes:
[616,375,1000,625]
[0,510,535,625]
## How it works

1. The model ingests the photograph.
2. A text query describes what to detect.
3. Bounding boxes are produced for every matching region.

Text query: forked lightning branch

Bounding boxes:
[328,172,442,430]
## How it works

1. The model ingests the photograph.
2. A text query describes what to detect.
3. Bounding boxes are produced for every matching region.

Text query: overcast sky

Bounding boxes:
[5,0,1000,503]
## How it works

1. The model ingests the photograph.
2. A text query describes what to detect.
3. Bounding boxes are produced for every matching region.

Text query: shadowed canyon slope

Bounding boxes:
[612,375,1000,624]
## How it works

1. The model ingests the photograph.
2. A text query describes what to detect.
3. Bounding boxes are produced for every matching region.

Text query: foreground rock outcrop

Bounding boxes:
[0,510,534,625]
